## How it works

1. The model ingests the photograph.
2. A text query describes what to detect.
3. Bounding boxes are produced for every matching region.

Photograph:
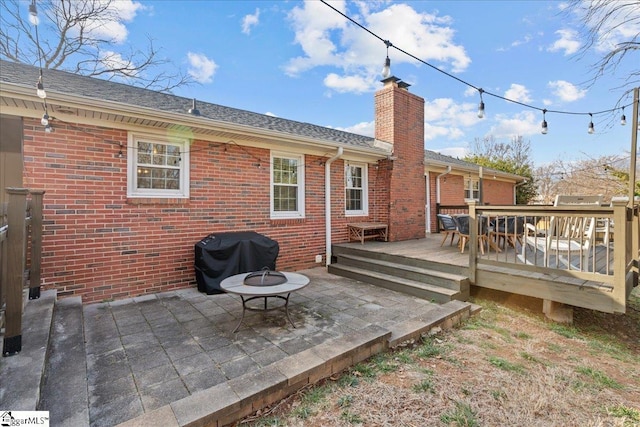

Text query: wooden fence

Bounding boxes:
[1,188,45,356]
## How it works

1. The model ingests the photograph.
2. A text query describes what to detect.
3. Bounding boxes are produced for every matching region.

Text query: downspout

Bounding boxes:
[325,147,344,266]
[514,179,528,204]
[436,166,452,204]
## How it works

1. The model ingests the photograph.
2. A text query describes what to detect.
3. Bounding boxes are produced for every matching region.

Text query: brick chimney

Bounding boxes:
[375,77,426,241]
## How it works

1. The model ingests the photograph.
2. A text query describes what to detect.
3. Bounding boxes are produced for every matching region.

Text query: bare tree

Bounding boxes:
[535,154,629,203]
[0,0,193,92]
[564,0,640,98]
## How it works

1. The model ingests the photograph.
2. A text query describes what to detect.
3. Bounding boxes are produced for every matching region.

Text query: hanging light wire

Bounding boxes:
[318,0,632,120]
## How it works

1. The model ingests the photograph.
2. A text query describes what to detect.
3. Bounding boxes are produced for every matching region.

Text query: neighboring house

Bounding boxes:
[0,60,523,303]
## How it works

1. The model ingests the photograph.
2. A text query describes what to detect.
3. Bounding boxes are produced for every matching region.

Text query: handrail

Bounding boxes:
[467,199,635,314]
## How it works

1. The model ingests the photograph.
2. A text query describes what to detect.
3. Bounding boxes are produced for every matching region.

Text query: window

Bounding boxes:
[345,163,368,216]
[465,178,479,200]
[271,152,305,218]
[127,133,189,198]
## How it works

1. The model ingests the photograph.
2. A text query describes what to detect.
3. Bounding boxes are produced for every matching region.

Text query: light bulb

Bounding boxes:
[381,56,391,79]
[620,114,626,126]
[541,120,548,134]
[44,124,53,133]
[477,101,485,119]
[36,81,46,99]
[41,113,49,126]
[588,121,595,134]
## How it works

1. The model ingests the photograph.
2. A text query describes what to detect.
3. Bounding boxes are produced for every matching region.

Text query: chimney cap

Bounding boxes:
[398,81,411,89]
[381,76,401,84]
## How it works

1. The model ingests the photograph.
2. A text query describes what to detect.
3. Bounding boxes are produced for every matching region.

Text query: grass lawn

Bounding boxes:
[235,287,640,426]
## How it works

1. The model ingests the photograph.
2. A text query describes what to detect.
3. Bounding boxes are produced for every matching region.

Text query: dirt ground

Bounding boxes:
[237,287,640,427]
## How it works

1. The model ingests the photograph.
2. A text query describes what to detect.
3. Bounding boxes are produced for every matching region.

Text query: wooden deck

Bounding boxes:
[335,233,469,268]
[332,232,624,314]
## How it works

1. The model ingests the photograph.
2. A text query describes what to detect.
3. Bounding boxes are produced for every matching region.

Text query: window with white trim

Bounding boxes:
[465,178,479,200]
[271,152,305,218]
[345,163,368,216]
[127,133,190,198]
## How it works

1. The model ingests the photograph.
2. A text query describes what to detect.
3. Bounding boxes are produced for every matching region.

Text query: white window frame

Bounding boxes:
[465,177,480,200]
[127,132,190,198]
[270,151,305,219]
[345,162,368,216]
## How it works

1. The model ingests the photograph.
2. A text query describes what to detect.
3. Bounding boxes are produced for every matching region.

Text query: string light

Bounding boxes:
[541,109,548,134]
[477,88,485,119]
[319,0,632,131]
[36,73,46,99]
[381,40,392,79]
[620,106,626,125]
[117,144,124,158]
[588,113,595,134]
[41,111,49,126]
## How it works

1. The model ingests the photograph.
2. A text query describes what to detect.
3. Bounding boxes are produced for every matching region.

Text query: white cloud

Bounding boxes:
[83,0,147,44]
[548,29,581,55]
[488,111,539,138]
[285,1,471,93]
[334,121,375,137]
[187,52,217,84]
[434,147,468,158]
[511,34,533,48]
[242,8,260,35]
[323,73,375,94]
[548,80,587,102]
[99,51,137,77]
[504,84,532,103]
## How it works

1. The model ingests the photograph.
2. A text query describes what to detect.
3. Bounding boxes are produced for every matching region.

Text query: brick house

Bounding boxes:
[0,60,523,303]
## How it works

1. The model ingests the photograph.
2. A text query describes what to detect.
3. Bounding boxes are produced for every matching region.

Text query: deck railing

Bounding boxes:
[1,188,45,356]
[466,198,637,314]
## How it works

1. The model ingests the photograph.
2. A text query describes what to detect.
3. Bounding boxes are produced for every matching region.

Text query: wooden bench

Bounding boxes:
[347,222,388,244]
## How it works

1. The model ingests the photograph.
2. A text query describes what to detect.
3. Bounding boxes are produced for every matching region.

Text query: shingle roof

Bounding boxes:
[0,59,377,150]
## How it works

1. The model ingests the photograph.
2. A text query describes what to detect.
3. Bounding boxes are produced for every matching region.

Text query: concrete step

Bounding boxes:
[332,244,466,276]
[328,263,463,303]
[335,253,469,292]
[0,289,56,411]
[38,296,89,426]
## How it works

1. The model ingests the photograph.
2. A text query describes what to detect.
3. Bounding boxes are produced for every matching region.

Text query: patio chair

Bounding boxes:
[436,214,459,247]
[454,215,490,254]
[490,216,525,249]
[523,213,597,270]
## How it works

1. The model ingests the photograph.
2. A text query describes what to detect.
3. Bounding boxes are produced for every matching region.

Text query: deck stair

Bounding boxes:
[329,245,470,303]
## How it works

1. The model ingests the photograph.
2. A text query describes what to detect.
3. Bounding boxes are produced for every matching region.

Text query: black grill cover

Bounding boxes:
[194,231,279,295]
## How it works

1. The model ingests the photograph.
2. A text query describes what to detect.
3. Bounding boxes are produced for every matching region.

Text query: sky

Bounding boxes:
[20,0,640,167]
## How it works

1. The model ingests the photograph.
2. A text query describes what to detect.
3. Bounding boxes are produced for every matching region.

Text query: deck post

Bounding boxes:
[28,190,45,299]
[3,187,29,356]
[612,198,631,313]
[542,300,573,323]
[468,201,477,284]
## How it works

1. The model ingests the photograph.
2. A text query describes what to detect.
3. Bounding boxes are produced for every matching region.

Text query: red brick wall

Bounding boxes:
[375,83,426,240]
[21,118,382,303]
[482,179,514,205]
[426,172,515,232]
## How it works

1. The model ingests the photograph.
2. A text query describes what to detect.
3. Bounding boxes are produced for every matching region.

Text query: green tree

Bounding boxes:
[465,135,536,205]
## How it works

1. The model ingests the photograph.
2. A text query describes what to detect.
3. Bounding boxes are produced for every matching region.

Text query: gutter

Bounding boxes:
[325,147,344,266]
